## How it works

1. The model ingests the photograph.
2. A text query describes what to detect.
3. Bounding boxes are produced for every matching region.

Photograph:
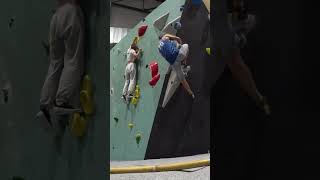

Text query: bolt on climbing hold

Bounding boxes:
[8,17,15,28]
[131,85,140,105]
[82,74,93,95]
[149,73,160,87]
[135,85,140,98]
[206,48,211,55]
[149,61,159,77]
[133,36,139,44]
[1,89,9,104]
[128,123,134,130]
[70,112,87,137]
[110,88,114,96]
[131,96,139,105]
[149,61,160,87]
[138,25,148,37]
[80,90,94,115]
[135,133,142,144]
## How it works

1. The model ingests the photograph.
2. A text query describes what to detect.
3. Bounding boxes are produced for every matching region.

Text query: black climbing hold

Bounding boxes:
[8,17,15,28]
[114,117,119,122]
[142,18,145,22]
[171,81,173,84]
[145,64,149,68]
[2,89,8,104]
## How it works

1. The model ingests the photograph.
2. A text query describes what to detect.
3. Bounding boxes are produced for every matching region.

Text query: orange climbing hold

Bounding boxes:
[138,25,148,37]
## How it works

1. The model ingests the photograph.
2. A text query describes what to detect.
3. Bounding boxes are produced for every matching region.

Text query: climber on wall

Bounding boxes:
[122,41,142,103]
[38,0,85,125]
[158,33,195,99]
[226,0,270,115]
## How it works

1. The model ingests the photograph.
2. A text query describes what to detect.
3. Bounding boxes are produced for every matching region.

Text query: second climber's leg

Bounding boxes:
[227,48,270,114]
[127,63,136,97]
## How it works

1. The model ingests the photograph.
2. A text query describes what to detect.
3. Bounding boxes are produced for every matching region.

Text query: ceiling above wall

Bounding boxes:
[110,0,163,28]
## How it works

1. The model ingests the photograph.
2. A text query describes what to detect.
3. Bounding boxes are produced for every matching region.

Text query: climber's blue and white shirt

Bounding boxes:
[158,39,179,65]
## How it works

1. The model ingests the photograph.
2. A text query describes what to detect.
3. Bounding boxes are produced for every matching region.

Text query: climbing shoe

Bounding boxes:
[183,65,191,77]
[40,106,52,126]
[121,95,127,103]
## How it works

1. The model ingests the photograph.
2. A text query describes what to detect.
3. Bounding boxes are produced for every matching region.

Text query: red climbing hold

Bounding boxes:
[149,73,160,87]
[149,61,159,78]
[138,25,148,37]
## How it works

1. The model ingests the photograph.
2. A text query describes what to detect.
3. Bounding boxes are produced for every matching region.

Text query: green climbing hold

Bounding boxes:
[206,48,211,55]
[135,133,142,144]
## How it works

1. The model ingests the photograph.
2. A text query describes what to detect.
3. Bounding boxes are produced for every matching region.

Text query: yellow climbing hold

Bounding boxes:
[133,36,139,45]
[131,85,140,105]
[206,48,211,55]
[80,90,94,115]
[135,87,140,98]
[82,74,92,95]
[128,123,134,129]
[70,112,87,137]
[131,96,138,105]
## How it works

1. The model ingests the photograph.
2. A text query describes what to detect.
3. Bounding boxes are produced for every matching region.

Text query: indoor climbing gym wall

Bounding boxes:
[110,0,186,161]
[146,0,213,159]
[0,1,108,180]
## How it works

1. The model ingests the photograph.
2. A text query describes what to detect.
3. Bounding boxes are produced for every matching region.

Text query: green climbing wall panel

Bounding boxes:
[0,1,108,179]
[110,0,186,160]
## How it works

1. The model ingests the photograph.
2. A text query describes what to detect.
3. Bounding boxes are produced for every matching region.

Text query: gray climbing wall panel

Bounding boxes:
[0,0,108,179]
